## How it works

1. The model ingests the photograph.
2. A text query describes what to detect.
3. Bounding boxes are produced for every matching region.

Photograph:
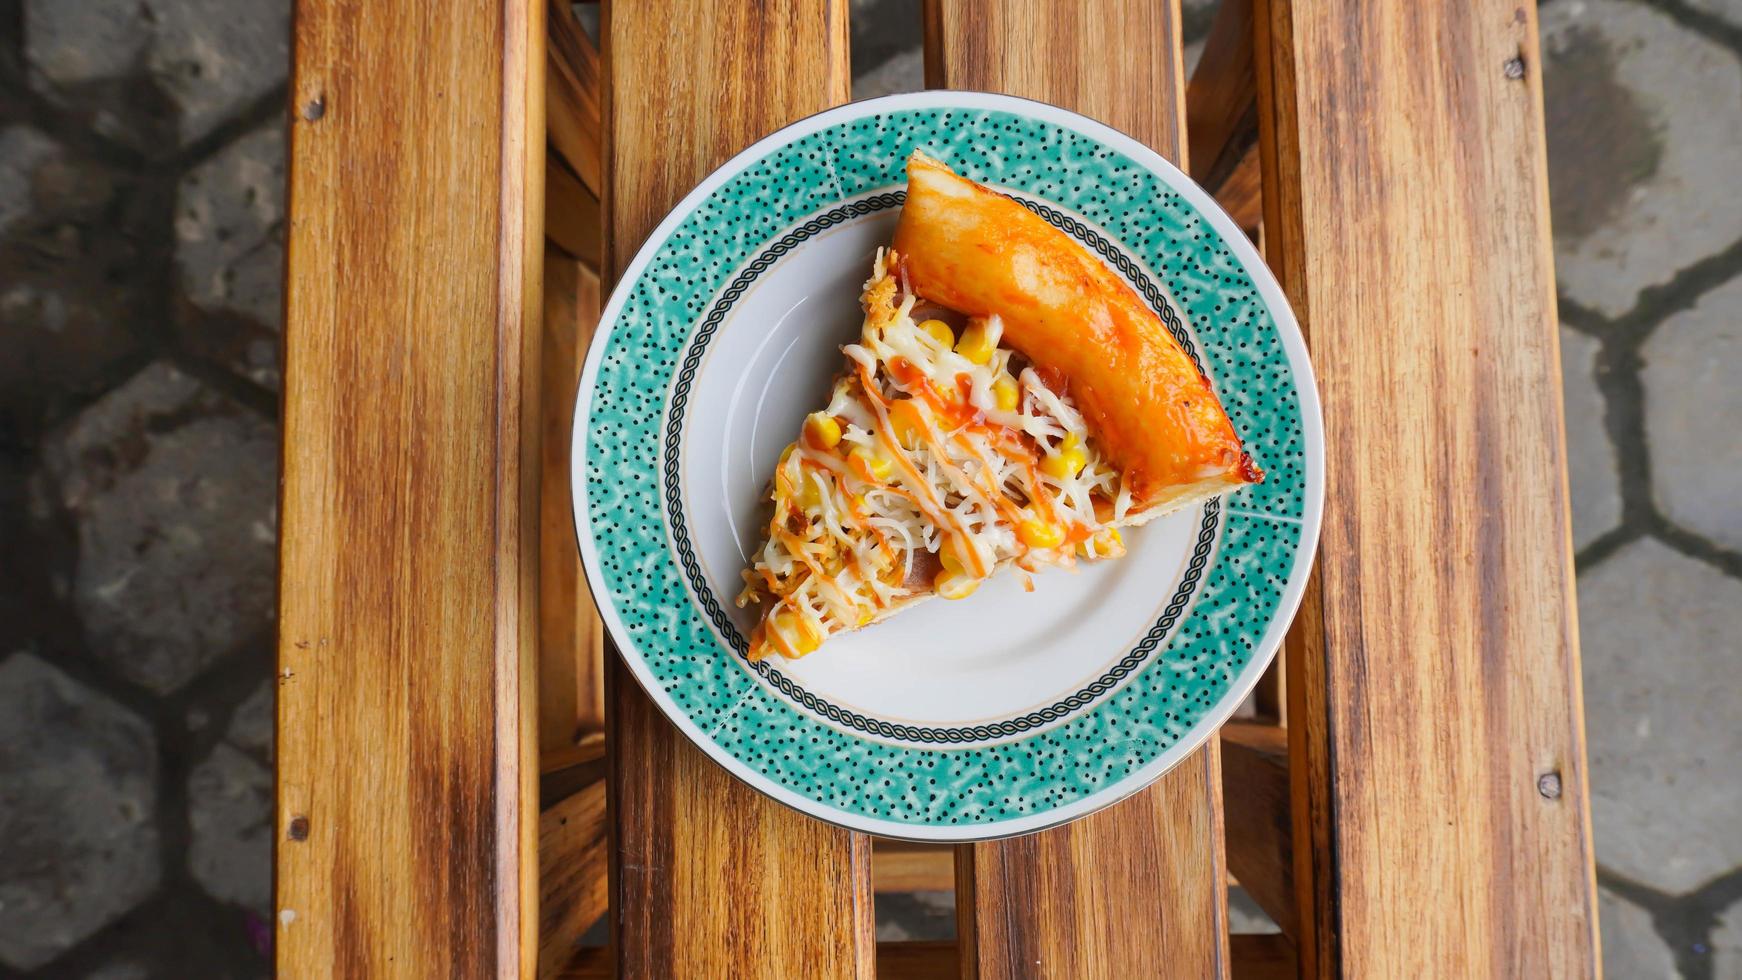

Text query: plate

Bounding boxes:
[573,92,1322,841]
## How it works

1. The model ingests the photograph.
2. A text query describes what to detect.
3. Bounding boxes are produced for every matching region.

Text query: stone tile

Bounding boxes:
[853,47,923,102]
[1228,885,1281,934]
[0,127,60,235]
[226,680,274,762]
[851,0,920,76]
[1182,0,1221,43]
[1599,887,1677,979]
[24,0,290,146]
[0,653,160,970]
[188,743,272,914]
[0,135,154,444]
[1687,0,1742,30]
[1560,327,1622,550]
[1579,538,1742,892]
[175,122,285,331]
[22,2,153,87]
[1541,0,1742,317]
[1643,273,1742,551]
[85,961,151,980]
[1716,897,1742,980]
[875,890,954,942]
[42,361,277,694]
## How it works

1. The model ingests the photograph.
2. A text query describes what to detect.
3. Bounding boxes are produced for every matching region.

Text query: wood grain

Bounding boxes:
[1220,722,1295,938]
[955,754,1228,979]
[278,0,544,975]
[871,840,955,893]
[547,0,601,195]
[539,247,605,757]
[601,2,873,977]
[539,780,608,979]
[927,4,1228,976]
[924,0,1186,154]
[1253,0,1599,974]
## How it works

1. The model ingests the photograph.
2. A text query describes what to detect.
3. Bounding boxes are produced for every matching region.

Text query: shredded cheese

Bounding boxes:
[737,248,1128,660]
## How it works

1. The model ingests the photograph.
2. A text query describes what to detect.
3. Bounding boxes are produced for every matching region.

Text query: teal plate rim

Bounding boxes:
[572,91,1324,841]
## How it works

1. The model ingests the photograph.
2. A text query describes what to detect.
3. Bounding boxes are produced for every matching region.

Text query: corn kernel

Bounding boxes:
[772,609,823,656]
[796,473,823,510]
[933,570,980,600]
[1078,526,1124,558]
[887,399,927,449]
[803,412,842,450]
[956,318,995,365]
[993,375,1020,412]
[918,318,955,348]
[939,548,964,576]
[1041,447,1087,479]
[1017,518,1066,550]
[849,445,894,481]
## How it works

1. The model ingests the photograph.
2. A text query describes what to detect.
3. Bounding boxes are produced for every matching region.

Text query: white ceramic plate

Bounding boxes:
[573,92,1322,841]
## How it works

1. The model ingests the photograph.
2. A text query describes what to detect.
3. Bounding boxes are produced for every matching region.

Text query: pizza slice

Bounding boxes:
[735,151,1261,661]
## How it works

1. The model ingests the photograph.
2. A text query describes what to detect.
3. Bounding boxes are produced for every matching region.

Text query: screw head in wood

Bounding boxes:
[1537,772,1562,799]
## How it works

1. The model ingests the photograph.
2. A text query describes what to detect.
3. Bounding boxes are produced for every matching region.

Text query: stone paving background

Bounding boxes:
[0,0,1737,975]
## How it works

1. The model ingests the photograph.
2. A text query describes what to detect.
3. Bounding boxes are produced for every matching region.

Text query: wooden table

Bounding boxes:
[276,1,1599,976]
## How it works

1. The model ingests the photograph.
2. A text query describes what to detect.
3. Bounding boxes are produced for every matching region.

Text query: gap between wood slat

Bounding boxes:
[1185,0,1262,235]
[1230,933,1297,980]
[539,780,609,979]
[548,0,601,195]
[1220,722,1296,938]
[546,160,602,269]
[872,839,955,893]
[537,250,606,762]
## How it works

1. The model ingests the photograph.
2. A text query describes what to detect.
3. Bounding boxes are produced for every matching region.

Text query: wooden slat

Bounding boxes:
[547,0,601,195]
[538,248,605,759]
[1220,722,1295,938]
[1230,934,1297,980]
[277,0,544,975]
[872,840,954,893]
[926,4,1227,976]
[876,941,959,980]
[924,1,1185,152]
[954,763,1227,979]
[601,3,873,977]
[1253,1,1599,975]
[539,780,608,979]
